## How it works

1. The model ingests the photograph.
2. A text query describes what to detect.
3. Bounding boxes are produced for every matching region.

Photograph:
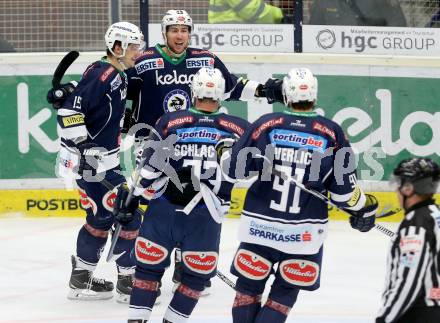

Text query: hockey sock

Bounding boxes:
[76,224,108,266]
[254,288,299,323]
[128,278,160,321]
[114,228,139,268]
[231,291,262,323]
[164,284,201,322]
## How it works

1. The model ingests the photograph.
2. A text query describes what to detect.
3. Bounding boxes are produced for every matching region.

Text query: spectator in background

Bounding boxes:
[309,0,407,27]
[0,35,16,52]
[208,0,292,24]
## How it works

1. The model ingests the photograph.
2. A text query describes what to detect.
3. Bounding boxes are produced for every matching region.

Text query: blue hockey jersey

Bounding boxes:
[57,58,128,177]
[126,44,258,138]
[134,108,250,215]
[225,110,367,254]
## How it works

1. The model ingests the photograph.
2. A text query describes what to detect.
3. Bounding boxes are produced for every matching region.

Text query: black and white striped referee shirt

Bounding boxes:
[376,199,440,323]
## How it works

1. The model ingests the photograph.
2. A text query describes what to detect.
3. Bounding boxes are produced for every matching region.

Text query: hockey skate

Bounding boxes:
[116,273,133,304]
[117,272,162,304]
[68,255,114,301]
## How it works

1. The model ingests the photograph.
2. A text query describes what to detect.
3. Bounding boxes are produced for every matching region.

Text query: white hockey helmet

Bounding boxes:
[282,68,318,106]
[161,9,193,40]
[105,21,145,58]
[191,67,225,104]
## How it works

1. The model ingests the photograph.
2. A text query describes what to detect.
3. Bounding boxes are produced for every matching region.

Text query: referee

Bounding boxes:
[376,157,440,323]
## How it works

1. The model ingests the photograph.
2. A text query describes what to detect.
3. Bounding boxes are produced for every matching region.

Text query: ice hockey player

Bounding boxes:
[48,22,144,302]
[112,67,250,323]
[376,157,440,323]
[220,67,379,323]
[125,9,284,291]
[126,9,283,130]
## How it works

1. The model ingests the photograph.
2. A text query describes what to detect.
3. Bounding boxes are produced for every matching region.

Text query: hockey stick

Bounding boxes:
[52,50,79,88]
[252,153,397,237]
[106,164,144,262]
[269,165,396,238]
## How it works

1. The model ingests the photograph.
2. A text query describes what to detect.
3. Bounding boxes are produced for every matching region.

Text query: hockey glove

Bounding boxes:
[113,183,140,225]
[77,143,100,178]
[348,194,378,232]
[47,81,78,109]
[256,78,284,104]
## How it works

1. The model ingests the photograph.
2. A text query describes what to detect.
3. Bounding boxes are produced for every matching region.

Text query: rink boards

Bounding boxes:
[1,187,439,221]
[1,52,439,220]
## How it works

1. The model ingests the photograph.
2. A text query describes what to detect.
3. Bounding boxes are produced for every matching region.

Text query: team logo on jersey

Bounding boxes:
[186,57,215,68]
[252,117,284,140]
[233,249,271,280]
[135,58,164,74]
[279,259,319,286]
[110,74,122,92]
[78,188,97,215]
[163,89,190,112]
[182,251,218,274]
[102,189,117,212]
[135,237,168,264]
[269,129,327,152]
[176,127,229,143]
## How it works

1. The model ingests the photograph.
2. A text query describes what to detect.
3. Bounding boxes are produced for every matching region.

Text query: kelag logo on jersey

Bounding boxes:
[269,129,327,152]
[186,57,214,69]
[135,58,164,74]
[176,127,229,143]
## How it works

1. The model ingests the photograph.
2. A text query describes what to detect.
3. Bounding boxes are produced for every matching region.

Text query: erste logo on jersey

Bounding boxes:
[163,89,190,113]
[135,58,164,74]
[176,127,229,143]
[279,259,319,286]
[186,57,215,69]
[269,129,327,152]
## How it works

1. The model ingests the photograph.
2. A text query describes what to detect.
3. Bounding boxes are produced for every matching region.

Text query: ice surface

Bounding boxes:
[0,216,397,323]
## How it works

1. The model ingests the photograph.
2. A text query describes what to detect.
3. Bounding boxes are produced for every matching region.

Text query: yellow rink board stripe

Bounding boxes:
[1,189,439,222]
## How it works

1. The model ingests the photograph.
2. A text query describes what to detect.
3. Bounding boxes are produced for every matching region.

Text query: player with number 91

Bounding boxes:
[220,67,379,323]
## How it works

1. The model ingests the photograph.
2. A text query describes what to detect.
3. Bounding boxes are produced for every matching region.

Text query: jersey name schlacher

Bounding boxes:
[135,108,250,216]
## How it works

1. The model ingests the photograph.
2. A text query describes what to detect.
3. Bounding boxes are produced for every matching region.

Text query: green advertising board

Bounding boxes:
[1,73,439,182]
